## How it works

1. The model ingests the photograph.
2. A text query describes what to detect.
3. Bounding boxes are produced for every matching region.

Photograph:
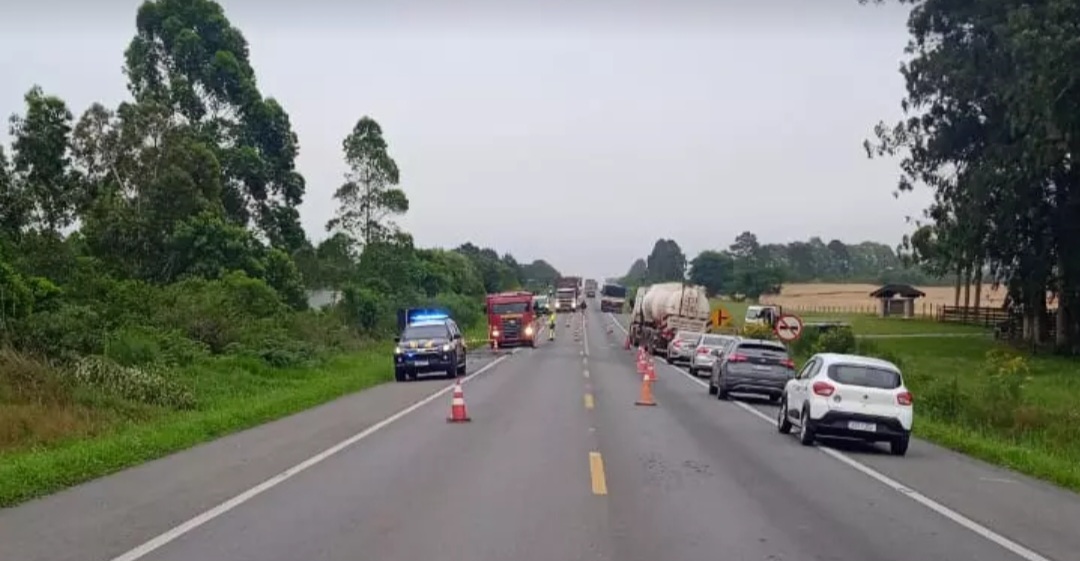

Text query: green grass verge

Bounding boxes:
[872,337,1080,492]
[0,346,395,507]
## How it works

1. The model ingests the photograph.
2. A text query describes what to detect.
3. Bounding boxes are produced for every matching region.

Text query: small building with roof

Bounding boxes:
[869,284,926,318]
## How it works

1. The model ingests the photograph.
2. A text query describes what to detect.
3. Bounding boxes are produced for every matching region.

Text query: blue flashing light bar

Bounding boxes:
[406,307,450,325]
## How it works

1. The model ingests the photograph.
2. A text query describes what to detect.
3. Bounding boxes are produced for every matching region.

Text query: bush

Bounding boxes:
[812,327,857,354]
[740,323,775,340]
[70,355,196,409]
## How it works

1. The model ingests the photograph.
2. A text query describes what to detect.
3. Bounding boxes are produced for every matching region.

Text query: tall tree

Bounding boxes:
[688,250,733,296]
[124,0,307,250]
[8,86,79,235]
[645,239,686,282]
[326,117,407,247]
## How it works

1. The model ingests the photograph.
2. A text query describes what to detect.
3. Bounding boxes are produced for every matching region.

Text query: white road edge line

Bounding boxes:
[604,313,1054,561]
[109,351,516,561]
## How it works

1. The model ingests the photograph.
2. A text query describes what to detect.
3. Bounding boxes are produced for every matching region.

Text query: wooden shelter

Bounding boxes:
[869,284,926,318]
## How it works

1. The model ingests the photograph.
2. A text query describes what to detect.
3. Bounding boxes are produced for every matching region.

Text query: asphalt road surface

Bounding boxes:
[2,309,1078,561]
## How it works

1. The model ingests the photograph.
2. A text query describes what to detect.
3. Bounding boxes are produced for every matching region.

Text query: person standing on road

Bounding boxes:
[548,311,556,340]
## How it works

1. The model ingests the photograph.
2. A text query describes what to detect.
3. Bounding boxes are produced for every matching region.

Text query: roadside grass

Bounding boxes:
[0,345,394,507]
[709,299,987,336]
[868,337,1080,492]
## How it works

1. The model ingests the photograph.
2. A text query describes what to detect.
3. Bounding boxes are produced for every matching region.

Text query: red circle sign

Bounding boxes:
[773,314,804,342]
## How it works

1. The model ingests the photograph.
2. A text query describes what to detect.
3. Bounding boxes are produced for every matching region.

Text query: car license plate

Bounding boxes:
[753,365,770,371]
[848,421,876,432]
[412,360,429,367]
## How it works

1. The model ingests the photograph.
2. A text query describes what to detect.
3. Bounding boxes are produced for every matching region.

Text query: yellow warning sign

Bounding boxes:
[710,306,732,329]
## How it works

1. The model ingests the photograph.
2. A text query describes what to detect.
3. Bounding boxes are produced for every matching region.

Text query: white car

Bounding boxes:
[777,353,913,456]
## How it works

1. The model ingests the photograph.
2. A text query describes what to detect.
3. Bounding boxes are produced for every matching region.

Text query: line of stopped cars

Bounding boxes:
[666,330,914,456]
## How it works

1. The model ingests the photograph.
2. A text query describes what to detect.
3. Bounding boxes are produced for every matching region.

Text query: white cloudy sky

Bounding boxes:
[0,0,924,279]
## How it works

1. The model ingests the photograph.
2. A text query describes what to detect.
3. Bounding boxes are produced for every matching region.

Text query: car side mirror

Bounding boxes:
[453,333,462,340]
[393,337,400,343]
[482,305,487,313]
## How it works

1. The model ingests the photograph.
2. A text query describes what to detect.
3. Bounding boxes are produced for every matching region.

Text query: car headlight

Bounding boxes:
[441,343,451,352]
[524,325,534,336]
[394,347,402,355]
[492,329,500,337]
[571,303,577,310]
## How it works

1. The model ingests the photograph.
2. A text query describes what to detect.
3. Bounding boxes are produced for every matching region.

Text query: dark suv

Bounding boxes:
[708,338,795,402]
[394,319,467,381]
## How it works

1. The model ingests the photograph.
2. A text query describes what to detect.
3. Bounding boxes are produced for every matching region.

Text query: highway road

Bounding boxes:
[2,309,1079,561]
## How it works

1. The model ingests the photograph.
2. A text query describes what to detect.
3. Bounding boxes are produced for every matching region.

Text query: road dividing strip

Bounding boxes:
[603,313,1056,561]
[589,452,608,495]
[584,393,595,410]
[108,352,517,561]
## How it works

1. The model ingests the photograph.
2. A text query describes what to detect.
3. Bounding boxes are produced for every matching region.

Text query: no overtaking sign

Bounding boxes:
[773,314,804,342]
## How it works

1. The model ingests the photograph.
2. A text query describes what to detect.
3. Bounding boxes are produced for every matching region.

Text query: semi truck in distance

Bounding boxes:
[584,279,598,298]
[599,283,628,313]
[628,282,710,356]
[554,276,582,313]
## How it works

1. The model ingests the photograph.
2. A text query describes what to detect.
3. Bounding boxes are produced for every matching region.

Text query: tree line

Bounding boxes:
[857,0,1080,350]
[619,232,942,300]
[0,0,558,388]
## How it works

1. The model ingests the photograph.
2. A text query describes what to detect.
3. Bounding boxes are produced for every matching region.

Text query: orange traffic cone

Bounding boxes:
[447,380,471,422]
[624,335,631,350]
[492,338,499,354]
[635,370,657,406]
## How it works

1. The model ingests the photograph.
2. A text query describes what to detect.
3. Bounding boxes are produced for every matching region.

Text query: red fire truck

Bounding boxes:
[484,291,539,348]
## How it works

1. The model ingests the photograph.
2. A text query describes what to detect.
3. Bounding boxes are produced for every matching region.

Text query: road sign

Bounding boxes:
[710,306,732,328]
[774,314,804,342]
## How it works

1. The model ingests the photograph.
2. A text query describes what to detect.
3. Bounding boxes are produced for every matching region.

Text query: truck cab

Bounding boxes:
[485,291,538,348]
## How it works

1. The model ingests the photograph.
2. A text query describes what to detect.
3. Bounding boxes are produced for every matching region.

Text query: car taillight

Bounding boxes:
[812,381,835,397]
[697,347,711,355]
[727,353,748,362]
[897,391,913,406]
[672,341,682,349]
[780,358,795,369]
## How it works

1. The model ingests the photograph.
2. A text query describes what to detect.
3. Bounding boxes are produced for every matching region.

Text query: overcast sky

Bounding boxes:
[1,0,922,279]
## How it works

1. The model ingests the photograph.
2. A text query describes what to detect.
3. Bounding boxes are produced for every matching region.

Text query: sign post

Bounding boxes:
[773,313,804,343]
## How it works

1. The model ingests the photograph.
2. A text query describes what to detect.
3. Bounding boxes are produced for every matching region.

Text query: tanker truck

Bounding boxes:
[628,282,711,356]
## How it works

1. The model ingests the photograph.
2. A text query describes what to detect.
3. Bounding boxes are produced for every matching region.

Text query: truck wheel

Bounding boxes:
[394,369,406,383]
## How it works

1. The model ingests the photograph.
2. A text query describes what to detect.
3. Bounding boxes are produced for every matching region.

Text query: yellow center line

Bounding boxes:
[589,452,608,495]
[584,393,594,409]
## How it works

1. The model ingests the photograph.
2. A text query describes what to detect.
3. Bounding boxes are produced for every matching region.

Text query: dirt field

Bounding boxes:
[759,283,1005,312]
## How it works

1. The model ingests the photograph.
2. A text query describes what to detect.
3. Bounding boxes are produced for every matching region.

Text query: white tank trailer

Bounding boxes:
[628,282,710,356]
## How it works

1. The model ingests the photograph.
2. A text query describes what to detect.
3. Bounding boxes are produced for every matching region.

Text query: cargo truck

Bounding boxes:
[484,291,538,348]
[627,282,711,356]
[554,276,581,313]
[599,283,627,313]
[584,279,598,298]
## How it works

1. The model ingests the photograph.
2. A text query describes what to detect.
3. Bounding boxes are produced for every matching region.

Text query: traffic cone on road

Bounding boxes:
[624,335,630,350]
[635,370,657,406]
[492,338,499,354]
[447,380,471,422]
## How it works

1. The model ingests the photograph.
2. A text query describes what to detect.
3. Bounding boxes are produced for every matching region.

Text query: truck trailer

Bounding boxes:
[599,283,627,313]
[584,279,598,298]
[627,282,710,356]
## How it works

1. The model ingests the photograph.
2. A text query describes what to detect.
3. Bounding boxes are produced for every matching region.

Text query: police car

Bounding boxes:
[393,310,467,382]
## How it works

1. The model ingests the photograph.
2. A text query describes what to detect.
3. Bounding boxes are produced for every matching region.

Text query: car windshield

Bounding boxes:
[491,302,529,314]
[827,364,902,389]
[601,285,627,298]
[700,335,731,347]
[745,306,765,319]
[737,343,788,356]
[401,324,449,340]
